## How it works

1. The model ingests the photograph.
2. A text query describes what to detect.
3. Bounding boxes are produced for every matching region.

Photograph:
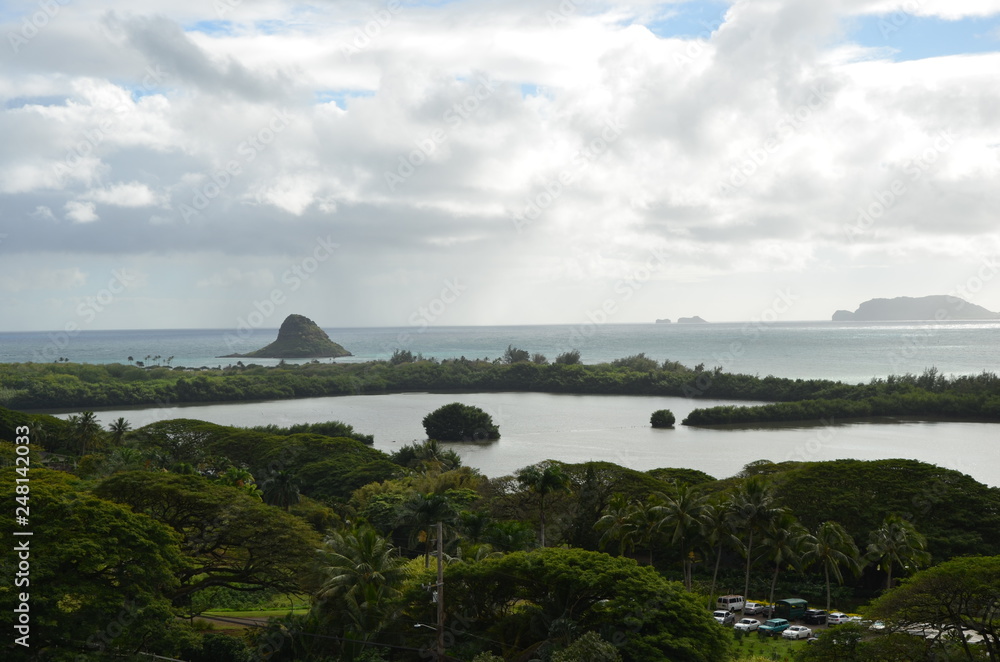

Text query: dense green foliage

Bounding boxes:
[422,402,500,442]
[1,469,183,652]
[768,459,1000,562]
[650,408,676,427]
[407,547,732,662]
[94,472,322,604]
[866,555,1000,660]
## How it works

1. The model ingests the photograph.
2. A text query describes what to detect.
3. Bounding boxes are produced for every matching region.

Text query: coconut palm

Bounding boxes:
[653,484,708,588]
[801,521,862,611]
[67,411,104,456]
[516,462,571,547]
[397,492,457,567]
[760,513,809,609]
[700,501,738,608]
[595,494,640,557]
[108,417,131,446]
[261,469,301,511]
[866,515,931,590]
[727,476,783,601]
[317,526,408,657]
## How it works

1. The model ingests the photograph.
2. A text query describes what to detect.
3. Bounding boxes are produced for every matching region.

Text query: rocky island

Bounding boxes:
[221,314,351,359]
[677,316,708,324]
[832,296,999,321]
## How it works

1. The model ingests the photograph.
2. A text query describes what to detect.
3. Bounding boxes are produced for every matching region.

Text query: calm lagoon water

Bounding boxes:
[63,392,1000,487]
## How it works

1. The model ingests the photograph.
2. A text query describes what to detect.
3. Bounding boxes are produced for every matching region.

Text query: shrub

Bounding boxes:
[650,409,676,428]
[422,403,500,442]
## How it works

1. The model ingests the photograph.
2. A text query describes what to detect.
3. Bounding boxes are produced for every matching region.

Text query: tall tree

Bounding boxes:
[801,521,862,611]
[316,526,409,659]
[595,493,640,556]
[261,469,302,511]
[727,476,782,601]
[700,501,737,608]
[867,555,1000,662]
[866,514,931,590]
[516,462,571,547]
[397,492,457,567]
[760,512,808,609]
[108,416,131,446]
[67,410,104,456]
[652,484,708,589]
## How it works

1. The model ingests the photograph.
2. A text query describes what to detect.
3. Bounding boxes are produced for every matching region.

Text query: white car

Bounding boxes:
[713,610,735,626]
[782,625,812,640]
[743,601,766,615]
[828,612,850,625]
[734,618,760,632]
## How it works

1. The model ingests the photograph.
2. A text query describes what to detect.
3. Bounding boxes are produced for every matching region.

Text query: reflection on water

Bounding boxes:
[64,391,1000,487]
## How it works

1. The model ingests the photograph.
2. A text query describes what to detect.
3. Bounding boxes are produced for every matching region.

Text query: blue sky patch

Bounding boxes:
[846,13,1000,61]
[315,90,376,108]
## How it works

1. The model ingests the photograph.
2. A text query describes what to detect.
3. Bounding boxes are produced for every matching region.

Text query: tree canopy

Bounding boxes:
[422,402,500,442]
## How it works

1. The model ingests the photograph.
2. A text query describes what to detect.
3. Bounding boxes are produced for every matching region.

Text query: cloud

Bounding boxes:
[82,181,164,207]
[64,200,99,223]
[0,0,999,329]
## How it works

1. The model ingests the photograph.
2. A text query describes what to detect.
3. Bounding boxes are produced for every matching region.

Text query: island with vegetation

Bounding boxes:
[832,295,999,321]
[220,314,351,359]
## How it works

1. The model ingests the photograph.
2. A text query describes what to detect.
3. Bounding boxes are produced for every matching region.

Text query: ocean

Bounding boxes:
[4,320,1000,384]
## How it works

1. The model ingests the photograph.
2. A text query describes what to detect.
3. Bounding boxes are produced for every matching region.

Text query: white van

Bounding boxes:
[716,595,745,612]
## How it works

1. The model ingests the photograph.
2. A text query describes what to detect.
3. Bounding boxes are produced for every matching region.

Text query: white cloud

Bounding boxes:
[64,200,98,223]
[82,181,164,207]
[1,0,999,329]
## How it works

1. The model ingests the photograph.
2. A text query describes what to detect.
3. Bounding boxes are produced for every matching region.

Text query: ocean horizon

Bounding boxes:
[2,320,1000,384]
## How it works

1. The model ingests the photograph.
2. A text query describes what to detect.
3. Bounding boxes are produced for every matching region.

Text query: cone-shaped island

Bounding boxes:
[221,314,351,359]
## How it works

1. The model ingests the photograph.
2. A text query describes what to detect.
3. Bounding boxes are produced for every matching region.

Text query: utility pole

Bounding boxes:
[436,520,445,661]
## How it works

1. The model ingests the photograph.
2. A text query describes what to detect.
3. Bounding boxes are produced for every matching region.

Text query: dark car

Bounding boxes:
[803,609,828,625]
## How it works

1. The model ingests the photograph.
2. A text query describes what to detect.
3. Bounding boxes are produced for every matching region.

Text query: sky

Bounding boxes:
[1,0,999,332]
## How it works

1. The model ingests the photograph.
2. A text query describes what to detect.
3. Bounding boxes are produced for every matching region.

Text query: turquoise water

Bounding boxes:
[4,320,1000,383]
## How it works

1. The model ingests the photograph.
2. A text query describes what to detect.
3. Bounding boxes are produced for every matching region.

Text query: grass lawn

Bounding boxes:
[732,631,810,659]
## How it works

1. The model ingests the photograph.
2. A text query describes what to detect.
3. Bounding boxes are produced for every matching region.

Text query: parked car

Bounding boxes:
[782,625,813,640]
[716,595,745,612]
[734,618,760,632]
[758,618,791,636]
[803,609,828,625]
[828,612,850,625]
[743,601,767,615]
[713,609,735,626]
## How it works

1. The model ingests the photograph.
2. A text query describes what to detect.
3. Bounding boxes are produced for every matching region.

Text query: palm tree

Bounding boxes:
[760,513,808,609]
[261,470,301,511]
[653,484,708,588]
[595,493,640,557]
[700,501,738,608]
[866,515,931,590]
[728,476,782,601]
[108,417,131,446]
[516,462,571,547]
[629,496,665,566]
[317,526,409,657]
[397,493,457,567]
[801,521,862,611]
[67,411,104,456]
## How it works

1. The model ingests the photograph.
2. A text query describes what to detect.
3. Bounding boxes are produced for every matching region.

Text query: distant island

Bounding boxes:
[220,314,351,358]
[655,318,671,324]
[832,295,999,321]
[677,316,708,324]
